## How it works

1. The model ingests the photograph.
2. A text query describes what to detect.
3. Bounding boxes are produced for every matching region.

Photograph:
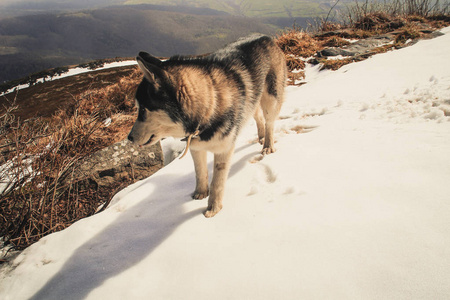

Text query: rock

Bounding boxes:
[67,139,163,187]
[425,31,445,39]
[318,34,395,58]
[318,47,356,57]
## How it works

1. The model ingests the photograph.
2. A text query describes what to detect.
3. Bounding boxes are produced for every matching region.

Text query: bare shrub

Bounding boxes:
[347,0,449,27]
[276,29,322,84]
[277,0,450,75]
[320,57,355,71]
[322,36,351,47]
[394,23,423,43]
[285,56,306,71]
[275,30,321,58]
[0,68,141,250]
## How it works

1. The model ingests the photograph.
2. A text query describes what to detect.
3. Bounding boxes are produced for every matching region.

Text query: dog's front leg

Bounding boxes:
[191,149,209,199]
[204,146,234,218]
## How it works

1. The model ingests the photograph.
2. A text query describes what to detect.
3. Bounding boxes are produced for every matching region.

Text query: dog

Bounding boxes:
[128,34,286,217]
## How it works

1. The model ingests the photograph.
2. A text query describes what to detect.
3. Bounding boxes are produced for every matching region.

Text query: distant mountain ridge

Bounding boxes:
[0,0,330,83]
[113,3,229,15]
[0,4,284,83]
[0,0,331,19]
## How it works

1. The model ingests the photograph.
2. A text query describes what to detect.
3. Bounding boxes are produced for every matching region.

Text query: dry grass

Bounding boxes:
[275,0,450,79]
[276,30,321,59]
[0,67,141,250]
[371,44,396,54]
[394,23,423,43]
[275,29,321,84]
[353,12,407,31]
[287,71,306,85]
[285,56,306,71]
[322,36,352,47]
[319,58,355,71]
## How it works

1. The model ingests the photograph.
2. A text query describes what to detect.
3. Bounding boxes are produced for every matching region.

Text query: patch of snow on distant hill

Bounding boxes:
[1,60,137,96]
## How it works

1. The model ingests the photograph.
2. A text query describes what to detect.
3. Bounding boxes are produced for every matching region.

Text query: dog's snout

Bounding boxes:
[127,134,134,142]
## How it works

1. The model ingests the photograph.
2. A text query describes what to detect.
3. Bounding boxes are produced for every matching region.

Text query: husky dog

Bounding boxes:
[128,34,286,217]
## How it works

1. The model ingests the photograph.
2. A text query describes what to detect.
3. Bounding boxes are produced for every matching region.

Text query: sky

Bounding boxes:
[1,26,450,300]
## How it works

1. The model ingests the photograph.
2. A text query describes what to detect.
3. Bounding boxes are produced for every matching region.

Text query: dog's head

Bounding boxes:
[128,52,185,146]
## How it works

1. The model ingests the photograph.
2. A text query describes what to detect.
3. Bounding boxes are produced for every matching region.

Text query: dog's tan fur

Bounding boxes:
[128,34,286,217]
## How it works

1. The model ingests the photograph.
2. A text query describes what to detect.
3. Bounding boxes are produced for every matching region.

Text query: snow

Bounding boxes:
[1,27,450,299]
[59,60,137,79]
[0,156,35,195]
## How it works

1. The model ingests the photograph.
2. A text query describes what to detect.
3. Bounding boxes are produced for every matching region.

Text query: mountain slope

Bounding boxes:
[124,0,329,18]
[0,63,138,120]
[0,5,276,83]
[1,27,449,299]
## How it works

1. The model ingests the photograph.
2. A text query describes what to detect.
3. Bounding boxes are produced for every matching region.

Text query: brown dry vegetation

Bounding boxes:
[0,68,141,250]
[276,30,322,60]
[276,9,450,83]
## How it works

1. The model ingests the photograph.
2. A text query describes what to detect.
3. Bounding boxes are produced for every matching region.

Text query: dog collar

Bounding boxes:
[179,130,200,159]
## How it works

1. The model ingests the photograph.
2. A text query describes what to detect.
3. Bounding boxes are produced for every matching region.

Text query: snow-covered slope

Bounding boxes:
[1,28,450,300]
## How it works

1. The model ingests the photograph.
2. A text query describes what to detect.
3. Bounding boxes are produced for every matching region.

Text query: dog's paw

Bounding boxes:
[203,208,220,218]
[192,189,209,200]
[203,205,222,218]
[261,146,276,155]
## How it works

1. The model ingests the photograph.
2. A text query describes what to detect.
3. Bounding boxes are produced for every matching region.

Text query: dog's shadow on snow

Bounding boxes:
[30,145,255,300]
[30,170,204,300]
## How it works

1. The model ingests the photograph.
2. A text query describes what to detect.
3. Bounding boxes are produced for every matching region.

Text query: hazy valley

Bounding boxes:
[0,5,271,83]
[0,1,338,83]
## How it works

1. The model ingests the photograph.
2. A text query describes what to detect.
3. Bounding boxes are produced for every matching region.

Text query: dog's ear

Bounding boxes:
[136,52,167,88]
[138,52,162,66]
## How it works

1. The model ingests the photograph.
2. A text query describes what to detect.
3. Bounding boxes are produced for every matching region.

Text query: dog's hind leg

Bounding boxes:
[254,106,265,145]
[191,149,209,199]
[260,91,282,155]
[204,146,235,218]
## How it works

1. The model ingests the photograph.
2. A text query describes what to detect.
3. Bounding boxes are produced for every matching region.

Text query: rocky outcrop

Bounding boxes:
[317,24,444,59]
[318,34,394,57]
[69,139,163,187]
